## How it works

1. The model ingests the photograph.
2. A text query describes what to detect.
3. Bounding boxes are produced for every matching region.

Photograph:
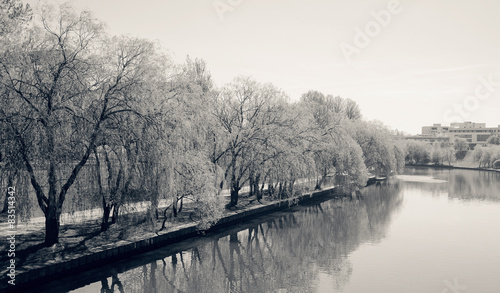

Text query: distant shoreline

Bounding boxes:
[405,164,500,173]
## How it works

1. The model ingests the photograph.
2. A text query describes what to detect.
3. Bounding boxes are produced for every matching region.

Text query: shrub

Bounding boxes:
[493,160,500,169]
[487,135,500,145]
[455,150,468,160]
[405,140,431,164]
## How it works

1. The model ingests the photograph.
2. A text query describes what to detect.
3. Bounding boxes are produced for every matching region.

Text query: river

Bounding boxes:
[32,167,500,292]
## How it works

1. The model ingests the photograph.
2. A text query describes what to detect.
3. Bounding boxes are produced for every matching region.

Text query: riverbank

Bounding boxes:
[0,186,347,292]
[406,163,500,173]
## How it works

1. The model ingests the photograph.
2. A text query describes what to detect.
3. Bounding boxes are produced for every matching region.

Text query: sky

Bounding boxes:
[26,0,500,134]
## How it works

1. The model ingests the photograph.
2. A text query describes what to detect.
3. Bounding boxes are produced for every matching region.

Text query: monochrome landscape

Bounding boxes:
[1,0,500,292]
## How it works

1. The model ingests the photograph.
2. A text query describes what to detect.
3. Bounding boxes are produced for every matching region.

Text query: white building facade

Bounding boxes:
[418,122,500,148]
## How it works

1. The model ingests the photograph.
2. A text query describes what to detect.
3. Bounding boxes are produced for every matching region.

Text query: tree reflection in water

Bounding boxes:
[99,269,124,293]
[403,167,500,202]
[95,181,402,293]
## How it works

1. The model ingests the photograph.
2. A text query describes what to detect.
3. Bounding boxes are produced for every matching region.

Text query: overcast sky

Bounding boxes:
[27,0,500,134]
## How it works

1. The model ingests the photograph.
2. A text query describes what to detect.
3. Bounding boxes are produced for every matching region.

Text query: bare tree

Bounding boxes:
[0,3,161,245]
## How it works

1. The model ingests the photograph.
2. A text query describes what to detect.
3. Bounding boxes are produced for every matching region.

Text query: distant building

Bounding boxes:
[408,122,500,149]
[421,123,451,136]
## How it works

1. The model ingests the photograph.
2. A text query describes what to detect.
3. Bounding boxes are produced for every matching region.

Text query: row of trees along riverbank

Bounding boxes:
[0,1,406,246]
[405,136,500,168]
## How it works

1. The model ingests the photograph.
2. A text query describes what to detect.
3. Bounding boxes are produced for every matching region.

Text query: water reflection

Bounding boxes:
[56,182,402,293]
[403,167,500,202]
[24,168,500,292]
[99,269,124,293]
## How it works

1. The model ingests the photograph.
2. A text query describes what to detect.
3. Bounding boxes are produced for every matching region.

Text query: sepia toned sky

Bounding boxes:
[26,0,500,134]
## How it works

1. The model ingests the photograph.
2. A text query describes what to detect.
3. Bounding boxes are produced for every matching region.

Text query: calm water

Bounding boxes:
[34,167,500,293]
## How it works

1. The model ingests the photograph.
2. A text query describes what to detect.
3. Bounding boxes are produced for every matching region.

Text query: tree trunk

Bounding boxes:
[94,147,111,232]
[268,179,274,197]
[278,181,284,198]
[45,161,61,246]
[228,163,239,207]
[101,204,111,232]
[178,197,183,214]
[2,187,8,213]
[172,197,178,217]
[259,181,265,201]
[315,176,321,190]
[230,188,239,207]
[288,180,295,197]
[112,205,119,223]
[253,173,261,201]
[45,208,59,246]
[249,173,254,197]
[45,123,60,246]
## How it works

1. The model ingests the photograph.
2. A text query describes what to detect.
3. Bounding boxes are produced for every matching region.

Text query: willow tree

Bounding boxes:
[140,57,224,229]
[255,102,315,200]
[93,36,167,232]
[0,0,32,213]
[299,91,368,191]
[211,77,290,207]
[351,121,398,176]
[0,3,161,245]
